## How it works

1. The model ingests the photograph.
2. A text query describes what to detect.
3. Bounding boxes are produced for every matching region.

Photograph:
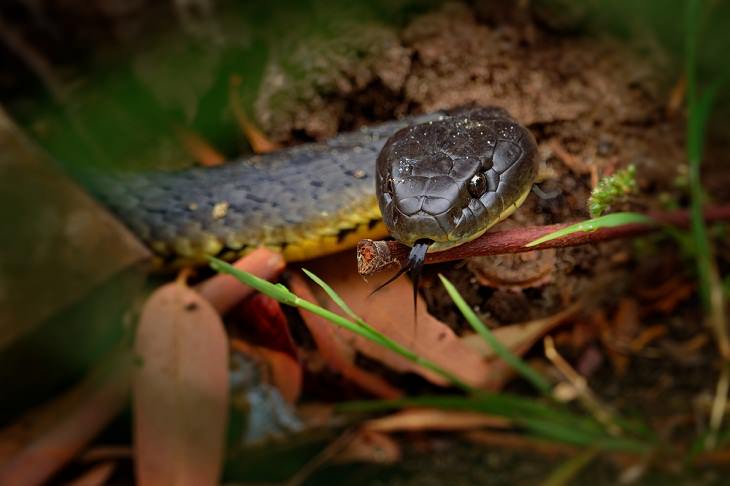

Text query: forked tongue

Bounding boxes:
[370,239,433,325]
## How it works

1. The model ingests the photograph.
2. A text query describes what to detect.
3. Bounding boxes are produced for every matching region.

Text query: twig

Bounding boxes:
[706,363,730,450]
[357,205,730,276]
[544,336,622,437]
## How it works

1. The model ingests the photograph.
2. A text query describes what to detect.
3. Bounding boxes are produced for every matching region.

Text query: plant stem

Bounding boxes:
[357,205,730,276]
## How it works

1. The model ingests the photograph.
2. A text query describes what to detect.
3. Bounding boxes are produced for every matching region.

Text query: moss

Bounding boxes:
[588,165,638,217]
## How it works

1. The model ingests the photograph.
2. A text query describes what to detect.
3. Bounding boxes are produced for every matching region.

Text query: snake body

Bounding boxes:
[86,106,537,267]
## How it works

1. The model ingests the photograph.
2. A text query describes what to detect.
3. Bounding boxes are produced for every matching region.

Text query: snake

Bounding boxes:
[86,105,539,275]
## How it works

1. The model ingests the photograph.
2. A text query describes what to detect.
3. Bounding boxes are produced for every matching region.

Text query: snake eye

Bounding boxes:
[468,173,487,198]
[385,177,394,194]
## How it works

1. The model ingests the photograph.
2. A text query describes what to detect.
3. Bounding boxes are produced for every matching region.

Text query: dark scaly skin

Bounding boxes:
[376,106,539,251]
[85,106,537,267]
[86,112,445,266]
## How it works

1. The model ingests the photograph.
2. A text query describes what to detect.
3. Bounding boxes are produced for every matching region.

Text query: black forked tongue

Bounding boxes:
[370,239,433,324]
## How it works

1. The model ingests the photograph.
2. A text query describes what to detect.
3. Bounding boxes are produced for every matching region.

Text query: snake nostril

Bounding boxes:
[468,173,487,198]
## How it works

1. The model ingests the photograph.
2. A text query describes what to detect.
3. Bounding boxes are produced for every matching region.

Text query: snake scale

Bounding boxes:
[85,106,538,269]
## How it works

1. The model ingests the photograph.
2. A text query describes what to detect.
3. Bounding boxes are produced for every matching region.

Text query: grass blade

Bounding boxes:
[209,257,475,392]
[338,396,651,453]
[439,274,552,395]
[525,213,653,248]
[301,268,361,323]
[685,0,729,447]
[211,259,654,453]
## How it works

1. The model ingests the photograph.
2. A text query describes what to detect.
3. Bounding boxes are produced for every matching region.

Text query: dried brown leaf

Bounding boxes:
[364,409,509,433]
[334,430,401,464]
[134,283,229,486]
[0,352,130,486]
[462,302,583,360]
[289,273,403,398]
[305,255,495,389]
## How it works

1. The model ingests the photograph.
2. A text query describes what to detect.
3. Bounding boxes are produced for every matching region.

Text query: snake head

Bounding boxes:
[376,106,538,252]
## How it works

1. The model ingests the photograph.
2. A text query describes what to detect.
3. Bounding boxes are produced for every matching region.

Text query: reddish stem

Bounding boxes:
[357,205,730,276]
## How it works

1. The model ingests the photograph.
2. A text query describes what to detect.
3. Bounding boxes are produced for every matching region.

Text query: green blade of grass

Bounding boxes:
[210,259,654,453]
[209,258,376,339]
[301,267,391,350]
[525,213,654,248]
[338,396,651,453]
[302,268,361,323]
[521,417,645,452]
[209,257,475,392]
[685,0,725,315]
[439,274,552,395]
[685,0,729,448]
[301,267,455,377]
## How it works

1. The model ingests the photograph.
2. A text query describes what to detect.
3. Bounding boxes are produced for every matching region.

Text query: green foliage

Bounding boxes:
[438,274,552,395]
[525,212,653,248]
[684,0,729,453]
[685,0,724,312]
[339,396,652,452]
[588,165,638,218]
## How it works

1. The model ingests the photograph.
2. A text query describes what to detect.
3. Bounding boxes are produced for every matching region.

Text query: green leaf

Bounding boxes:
[439,274,552,395]
[525,213,654,248]
[302,268,361,323]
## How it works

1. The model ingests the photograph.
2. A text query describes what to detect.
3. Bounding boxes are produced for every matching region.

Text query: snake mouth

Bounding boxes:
[386,202,473,251]
[370,239,433,322]
[371,238,433,293]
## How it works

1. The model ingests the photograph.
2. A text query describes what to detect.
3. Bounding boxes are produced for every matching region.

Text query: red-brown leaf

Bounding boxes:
[231,338,302,403]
